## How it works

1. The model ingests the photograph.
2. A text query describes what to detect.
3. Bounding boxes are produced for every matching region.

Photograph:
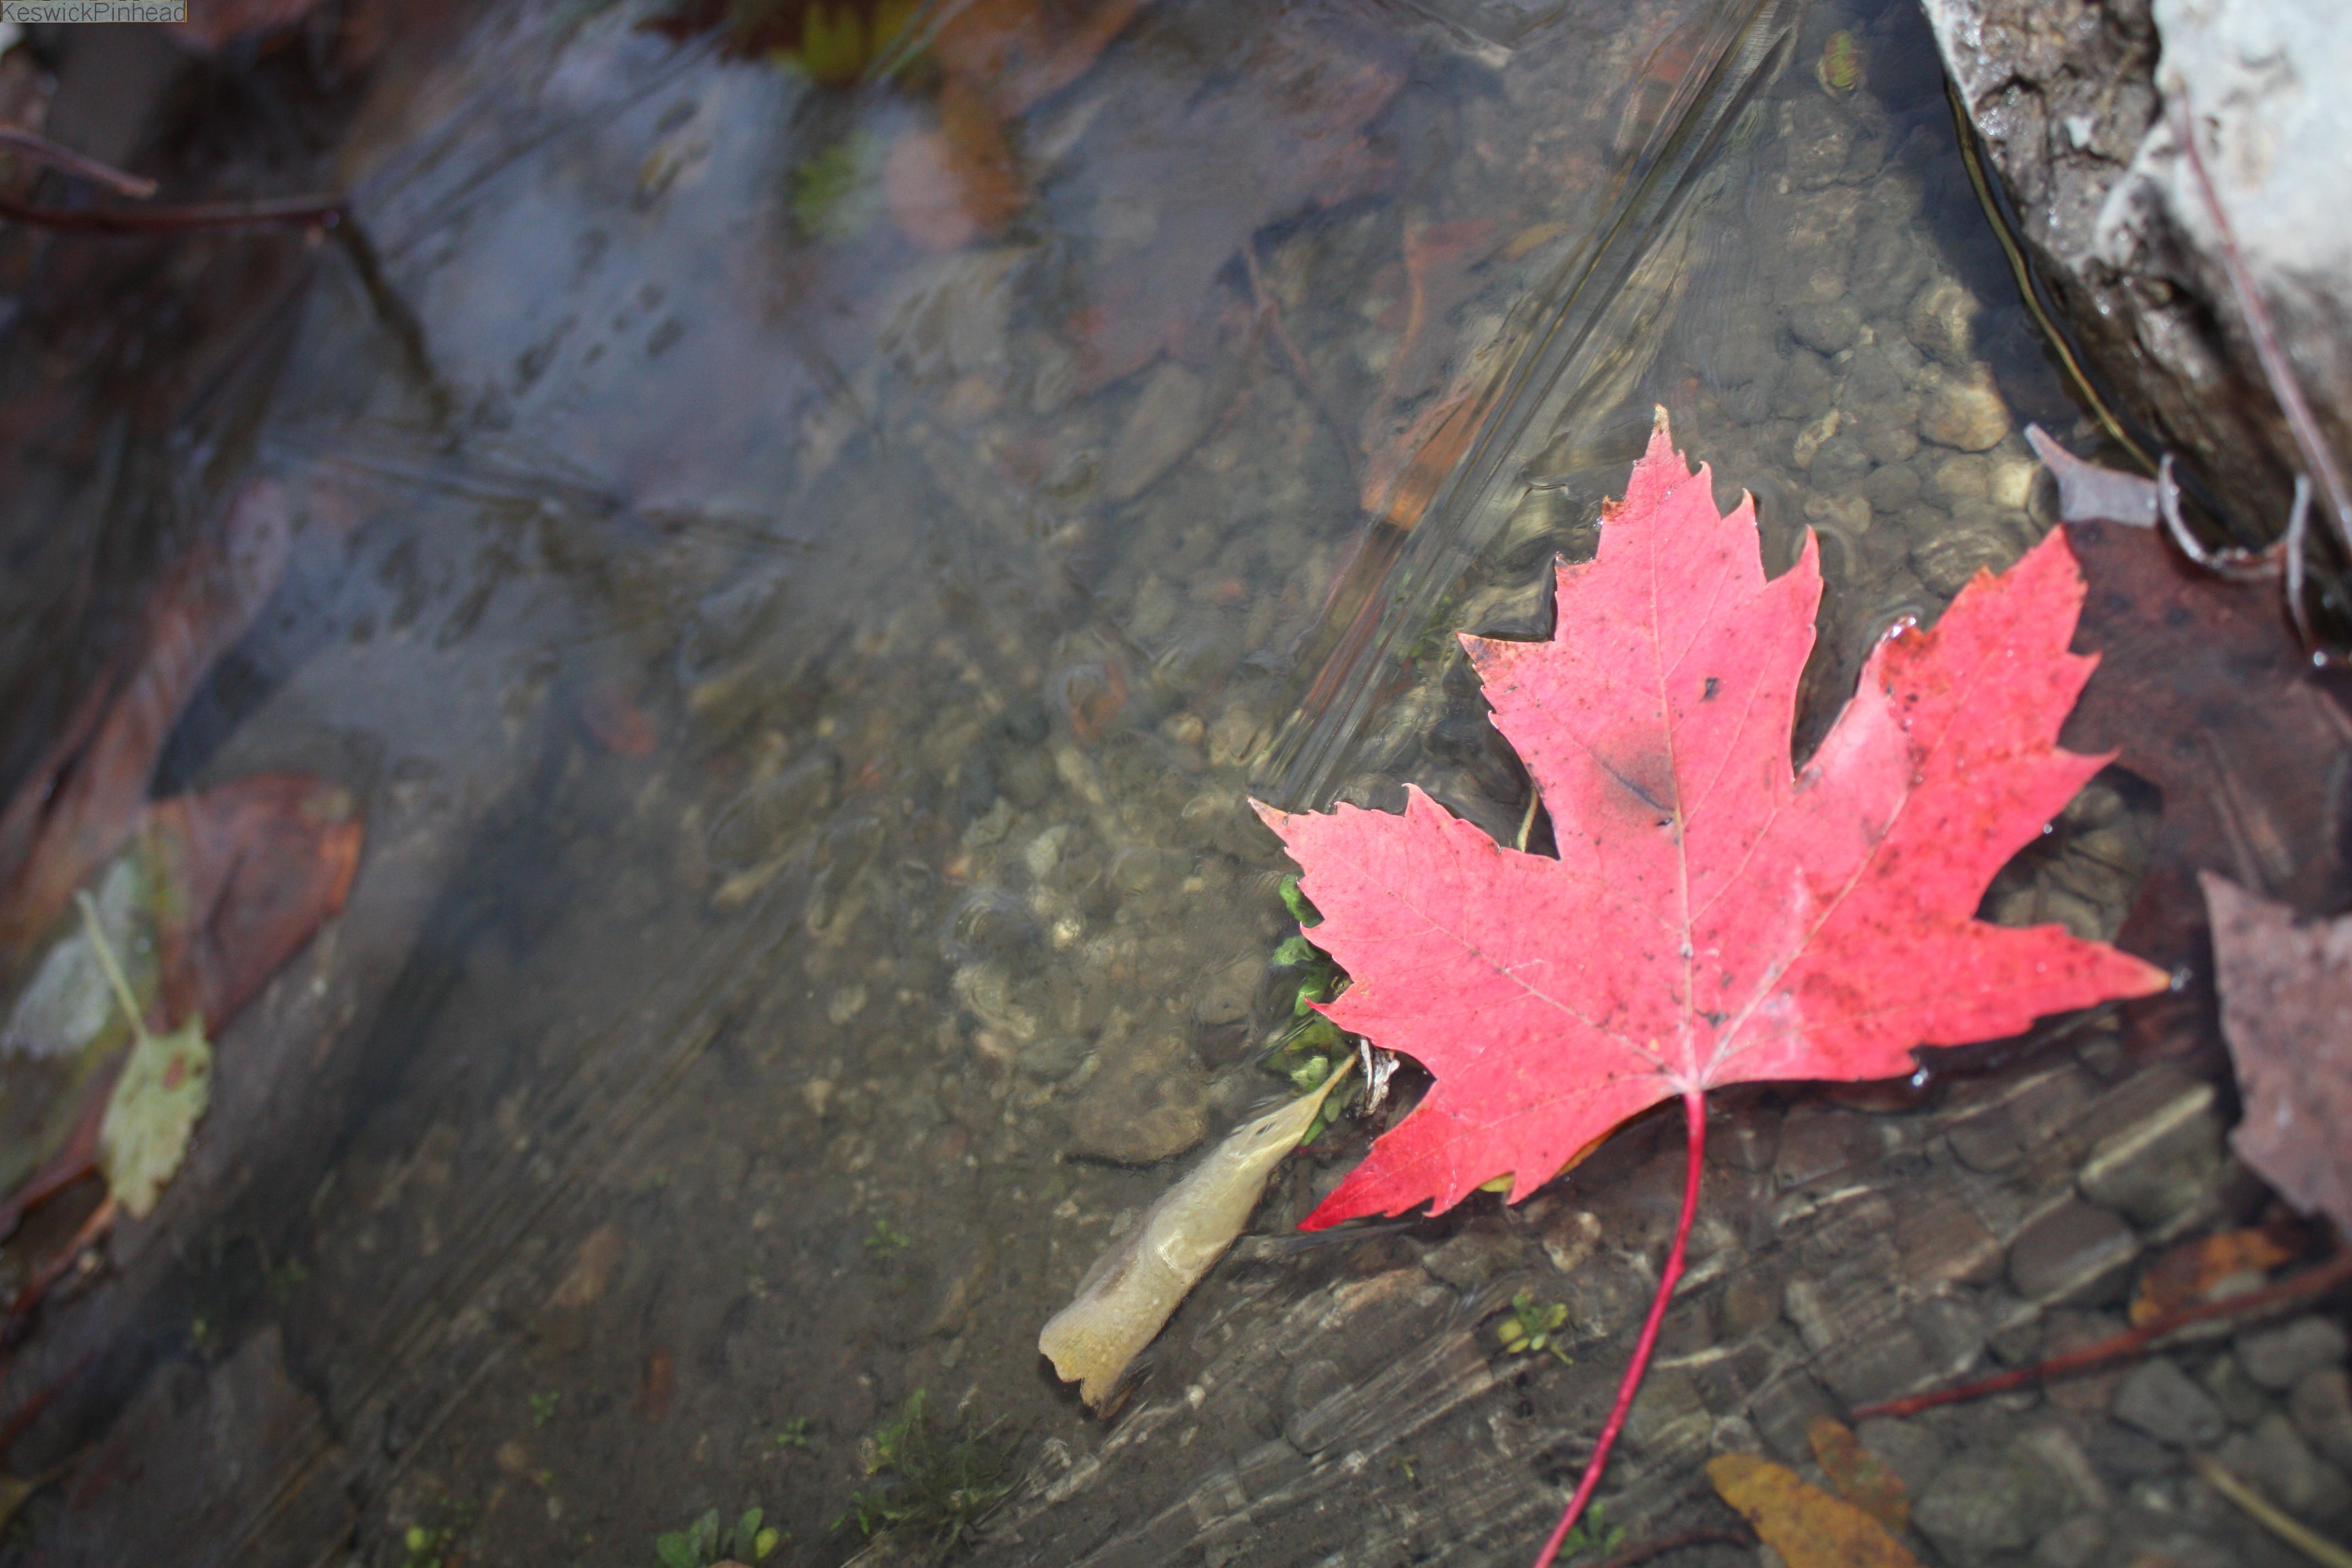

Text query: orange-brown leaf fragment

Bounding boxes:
[1806,1415,1910,1535]
[2129,1222,2305,1327]
[1708,1453,1921,1568]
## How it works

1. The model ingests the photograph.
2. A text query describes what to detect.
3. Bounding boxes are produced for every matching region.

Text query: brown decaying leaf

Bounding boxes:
[2060,518,2352,974]
[146,775,364,1032]
[2203,872,2352,1238]
[1706,1454,1921,1568]
[0,481,292,965]
[1806,1415,1910,1536]
[2128,1221,2306,1326]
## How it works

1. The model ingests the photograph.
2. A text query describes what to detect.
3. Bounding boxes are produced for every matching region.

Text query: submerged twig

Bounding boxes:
[1849,1250,2352,1421]
[0,126,158,198]
[0,189,344,235]
[2195,1453,2352,1568]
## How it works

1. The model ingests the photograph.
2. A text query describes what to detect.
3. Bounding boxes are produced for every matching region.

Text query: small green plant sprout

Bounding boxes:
[864,1217,912,1256]
[401,1523,445,1568]
[529,1390,560,1426]
[654,1505,780,1567]
[774,1417,812,1449]
[1266,875,1359,1141]
[1551,1499,1626,1563]
[837,1389,1019,1557]
[1495,1289,1572,1364]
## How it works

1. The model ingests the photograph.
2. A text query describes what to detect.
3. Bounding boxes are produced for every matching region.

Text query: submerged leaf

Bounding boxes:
[76,891,211,1219]
[1806,1415,1909,1535]
[1708,1454,1921,1567]
[1039,1069,1345,1407]
[2204,873,2352,1238]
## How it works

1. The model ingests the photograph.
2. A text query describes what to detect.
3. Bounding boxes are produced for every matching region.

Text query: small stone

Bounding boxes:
[1565,1250,1649,1341]
[1854,1417,1946,1498]
[1858,417,1921,467]
[1784,117,1851,191]
[1014,1035,1092,1082]
[1066,1034,1208,1164]
[1793,409,1842,468]
[1988,455,2041,511]
[2113,1357,2226,1446]
[2015,1425,2111,1511]
[1929,453,1992,504]
[1207,705,1260,769]
[1540,1207,1603,1275]
[1193,956,1262,1027]
[2215,1413,2351,1526]
[2007,1199,2138,1304]
[1781,350,1841,420]
[2076,1079,2223,1227]
[1919,373,2010,451]
[1418,1231,1520,1292]
[1913,523,2023,599]
[2203,1352,2273,1427]
[1774,1106,1875,1188]
[1104,362,1211,502]
[2237,1316,2349,1392]
[1914,1456,2036,1554]
[2293,1366,2352,1469]
[1893,1190,2003,1286]
[1811,435,1872,492]
[1788,301,1864,355]
[2032,1515,2109,1568]
[1804,492,1871,535]
[1906,276,1980,368]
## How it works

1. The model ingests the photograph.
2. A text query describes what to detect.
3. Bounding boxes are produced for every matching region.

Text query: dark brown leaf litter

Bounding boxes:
[2061,518,2352,975]
[2204,872,2352,1239]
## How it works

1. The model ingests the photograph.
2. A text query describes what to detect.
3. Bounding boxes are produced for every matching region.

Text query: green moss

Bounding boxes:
[836,1389,1019,1558]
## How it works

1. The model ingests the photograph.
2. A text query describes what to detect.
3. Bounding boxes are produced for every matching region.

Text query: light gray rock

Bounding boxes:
[1920,0,2352,532]
[2215,1413,2352,1526]
[1105,362,1212,502]
[2293,1366,2352,1469]
[1914,1456,2038,1555]
[2007,1199,2139,1304]
[2237,1315,2349,1391]
[2114,1357,2226,1446]
[2076,1078,2223,1226]
[1066,1032,1208,1165]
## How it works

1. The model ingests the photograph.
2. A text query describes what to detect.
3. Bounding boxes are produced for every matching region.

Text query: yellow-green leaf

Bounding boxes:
[99,1013,211,1218]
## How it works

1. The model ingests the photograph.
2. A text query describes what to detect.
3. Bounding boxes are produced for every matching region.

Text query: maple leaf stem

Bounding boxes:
[1529,1090,1707,1568]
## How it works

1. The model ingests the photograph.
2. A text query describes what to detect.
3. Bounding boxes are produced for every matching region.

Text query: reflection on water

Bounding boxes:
[0,0,2147,1562]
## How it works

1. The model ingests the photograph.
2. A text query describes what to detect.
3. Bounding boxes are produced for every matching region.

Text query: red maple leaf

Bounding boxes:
[1253,412,2165,1565]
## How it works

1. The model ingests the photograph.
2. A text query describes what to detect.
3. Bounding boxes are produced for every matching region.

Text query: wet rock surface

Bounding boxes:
[1921,0,2352,530]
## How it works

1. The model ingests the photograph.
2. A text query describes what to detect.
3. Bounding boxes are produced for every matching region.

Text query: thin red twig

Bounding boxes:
[1850,1249,2352,1422]
[1531,1092,1708,1568]
[0,189,343,234]
[0,126,158,198]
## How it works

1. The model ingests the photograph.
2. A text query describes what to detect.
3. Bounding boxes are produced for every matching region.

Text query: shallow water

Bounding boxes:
[0,0,2190,1562]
